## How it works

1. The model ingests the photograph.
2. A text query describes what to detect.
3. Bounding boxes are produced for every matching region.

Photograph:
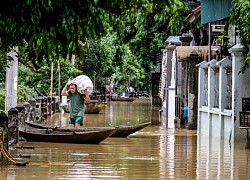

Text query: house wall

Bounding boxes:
[188,58,199,129]
[176,46,219,129]
[152,72,161,106]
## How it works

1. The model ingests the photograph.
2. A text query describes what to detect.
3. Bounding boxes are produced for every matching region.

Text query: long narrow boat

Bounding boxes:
[111,96,136,102]
[19,126,117,144]
[110,122,151,137]
[25,121,151,137]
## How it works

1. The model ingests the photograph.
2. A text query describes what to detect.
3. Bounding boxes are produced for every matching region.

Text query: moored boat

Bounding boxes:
[110,122,151,137]
[111,96,136,102]
[25,121,151,137]
[19,126,117,144]
[61,100,106,114]
[85,101,106,114]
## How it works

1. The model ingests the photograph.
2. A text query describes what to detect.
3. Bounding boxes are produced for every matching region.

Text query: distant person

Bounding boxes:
[61,81,90,128]
[129,86,135,93]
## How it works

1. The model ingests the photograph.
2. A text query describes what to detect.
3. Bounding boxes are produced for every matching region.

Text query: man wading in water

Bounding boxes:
[61,81,90,128]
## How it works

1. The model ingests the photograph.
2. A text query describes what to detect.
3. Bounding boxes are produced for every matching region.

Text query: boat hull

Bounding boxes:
[111,97,136,102]
[61,101,106,114]
[110,122,150,137]
[85,101,106,114]
[19,126,116,144]
[25,121,151,137]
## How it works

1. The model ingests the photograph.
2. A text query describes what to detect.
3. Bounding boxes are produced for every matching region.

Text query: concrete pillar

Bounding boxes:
[187,57,199,129]
[216,58,232,111]
[167,48,176,128]
[5,47,18,112]
[196,61,207,133]
[229,44,250,141]
[216,58,232,138]
[207,59,218,110]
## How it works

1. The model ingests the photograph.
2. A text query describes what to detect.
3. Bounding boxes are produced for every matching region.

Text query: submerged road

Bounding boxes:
[1,98,250,179]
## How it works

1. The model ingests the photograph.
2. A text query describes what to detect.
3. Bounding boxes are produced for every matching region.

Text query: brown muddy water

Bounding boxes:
[1,98,250,179]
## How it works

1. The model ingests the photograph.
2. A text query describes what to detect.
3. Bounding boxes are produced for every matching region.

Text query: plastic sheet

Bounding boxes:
[70,75,93,94]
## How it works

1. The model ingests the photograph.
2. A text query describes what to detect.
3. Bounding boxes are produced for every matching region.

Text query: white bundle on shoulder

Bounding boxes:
[70,75,93,94]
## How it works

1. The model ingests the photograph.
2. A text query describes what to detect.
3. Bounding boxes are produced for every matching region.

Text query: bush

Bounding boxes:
[0,88,5,111]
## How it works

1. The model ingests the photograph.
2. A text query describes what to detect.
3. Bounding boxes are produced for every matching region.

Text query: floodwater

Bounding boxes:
[1,98,250,179]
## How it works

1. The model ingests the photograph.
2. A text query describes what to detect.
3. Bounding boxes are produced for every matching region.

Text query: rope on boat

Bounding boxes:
[0,129,28,166]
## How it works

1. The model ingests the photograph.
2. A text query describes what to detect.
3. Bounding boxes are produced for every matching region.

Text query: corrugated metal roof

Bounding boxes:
[165,36,181,45]
[183,0,201,8]
[201,0,232,24]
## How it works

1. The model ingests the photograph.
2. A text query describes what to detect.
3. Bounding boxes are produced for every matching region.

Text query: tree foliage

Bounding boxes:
[0,0,195,95]
[18,57,83,95]
[76,34,118,78]
[123,1,193,91]
[0,1,108,67]
[230,0,250,73]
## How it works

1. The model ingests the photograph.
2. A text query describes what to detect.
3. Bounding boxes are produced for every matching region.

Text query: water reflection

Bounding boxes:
[1,98,250,179]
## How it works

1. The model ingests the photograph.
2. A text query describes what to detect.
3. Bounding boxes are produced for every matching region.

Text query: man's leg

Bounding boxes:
[75,116,83,128]
[68,117,75,126]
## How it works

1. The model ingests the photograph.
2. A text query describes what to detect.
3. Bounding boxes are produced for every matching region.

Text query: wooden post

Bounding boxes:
[50,62,54,95]
[50,62,54,116]
[58,60,61,102]
[93,72,96,91]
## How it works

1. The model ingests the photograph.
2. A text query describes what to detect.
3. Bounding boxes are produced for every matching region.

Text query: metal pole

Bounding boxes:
[208,22,211,61]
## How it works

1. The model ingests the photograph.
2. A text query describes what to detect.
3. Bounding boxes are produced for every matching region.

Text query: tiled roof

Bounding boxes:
[185,6,201,23]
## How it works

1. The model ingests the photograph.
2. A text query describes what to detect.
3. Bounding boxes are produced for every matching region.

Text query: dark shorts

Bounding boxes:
[69,116,83,125]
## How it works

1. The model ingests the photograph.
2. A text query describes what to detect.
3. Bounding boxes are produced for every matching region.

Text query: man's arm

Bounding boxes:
[61,81,70,96]
[84,89,90,103]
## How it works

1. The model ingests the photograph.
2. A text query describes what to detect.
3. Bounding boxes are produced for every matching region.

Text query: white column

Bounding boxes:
[216,58,232,138]
[5,47,18,112]
[167,49,176,128]
[216,58,232,111]
[159,49,167,101]
[207,59,218,110]
[196,61,208,133]
[229,44,249,141]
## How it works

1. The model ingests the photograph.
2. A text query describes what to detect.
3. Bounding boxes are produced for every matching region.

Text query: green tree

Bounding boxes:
[123,1,193,91]
[1,0,194,94]
[114,44,145,92]
[0,0,144,74]
[231,0,250,73]
[18,57,83,95]
[76,33,118,78]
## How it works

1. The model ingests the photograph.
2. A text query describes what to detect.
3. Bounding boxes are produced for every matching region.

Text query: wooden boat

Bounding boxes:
[110,122,151,137]
[85,101,106,114]
[25,121,151,137]
[19,126,117,144]
[111,96,136,102]
[61,100,106,114]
